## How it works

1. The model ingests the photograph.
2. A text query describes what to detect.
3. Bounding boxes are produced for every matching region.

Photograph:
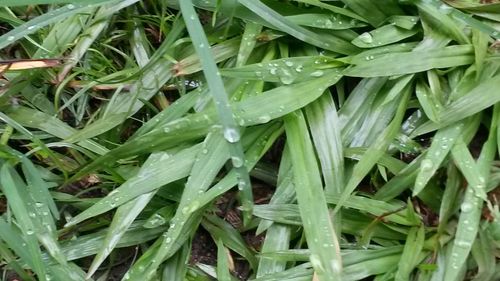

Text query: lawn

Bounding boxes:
[1,0,500,280]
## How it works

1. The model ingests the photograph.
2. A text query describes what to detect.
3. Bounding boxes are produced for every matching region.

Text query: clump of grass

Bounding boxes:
[1,0,500,280]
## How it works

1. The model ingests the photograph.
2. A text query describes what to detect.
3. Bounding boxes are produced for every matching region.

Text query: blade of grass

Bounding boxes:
[238,0,359,55]
[180,0,254,225]
[284,110,342,281]
[444,105,499,281]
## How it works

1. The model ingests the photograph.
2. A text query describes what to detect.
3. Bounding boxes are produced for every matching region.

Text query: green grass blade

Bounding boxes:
[413,122,464,196]
[352,24,418,48]
[444,106,499,281]
[395,226,425,281]
[0,165,48,280]
[180,0,253,224]
[239,0,359,55]
[345,45,474,77]
[284,110,342,280]
[305,92,344,196]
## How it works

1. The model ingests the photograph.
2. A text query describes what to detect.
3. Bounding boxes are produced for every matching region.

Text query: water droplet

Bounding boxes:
[358,32,373,44]
[231,156,244,168]
[330,259,341,272]
[146,214,166,227]
[109,189,120,196]
[28,212,36,218]
[67,4,75,9]
[420,159,433,171]
[478,176,485,184]
[27,26,35,30]
[269,68,277,75]
[199,43,205,48]
[310,70,324,77]
[285,60,294,67]
[255,71,262,77]
[455,240,472,248]
[461,202,473,213]
[7,36,15,41]
[257,115,271,123]
[35,202,44,208]
[238,178,247,188]
[160,153,170,161]
[295,65,304,72]
[223,127,240,143]
[279,70,295,84]
[26,230,34,235]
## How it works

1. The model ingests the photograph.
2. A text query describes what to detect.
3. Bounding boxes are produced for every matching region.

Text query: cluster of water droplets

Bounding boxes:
[255,57,329,85]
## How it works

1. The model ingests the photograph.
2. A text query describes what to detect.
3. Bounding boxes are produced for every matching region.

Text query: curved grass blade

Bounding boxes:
[238,0,359,55]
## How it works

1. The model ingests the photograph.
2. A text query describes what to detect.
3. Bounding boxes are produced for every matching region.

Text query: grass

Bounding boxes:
[1,0,500,280]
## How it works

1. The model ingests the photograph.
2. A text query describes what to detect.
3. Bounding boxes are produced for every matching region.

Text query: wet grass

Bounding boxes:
[1,0,500,280]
